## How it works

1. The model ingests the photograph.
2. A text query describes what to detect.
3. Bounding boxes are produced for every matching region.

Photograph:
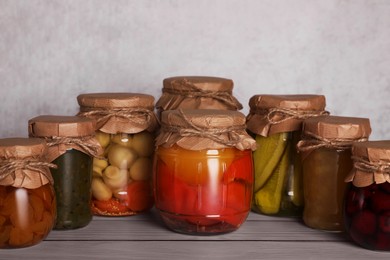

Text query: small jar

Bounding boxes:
[155,76,243,117]
[28,115,102,229]
[344,141,390,251]
[154,109,256,235]
[0,138,56,249]
[297,115,371,231]
[246,94,328,216]
[77,93,159,216]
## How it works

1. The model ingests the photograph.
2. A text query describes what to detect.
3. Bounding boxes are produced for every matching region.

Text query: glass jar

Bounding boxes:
[246,95,328,216]
[155,76,243,117]
[0,138,56,249]
[154,109,256,235]
[28,115,102,229]
[344,141,390,251]
[77,93,159,216]
[297,115,371,231]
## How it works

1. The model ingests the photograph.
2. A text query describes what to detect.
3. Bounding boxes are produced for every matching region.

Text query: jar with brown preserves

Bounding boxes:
[77,93,159,216]
[28,115,102,229]
[344,141,390,251]
[246,94,328,217]
[0,138,56,248]
[297,115,371,231]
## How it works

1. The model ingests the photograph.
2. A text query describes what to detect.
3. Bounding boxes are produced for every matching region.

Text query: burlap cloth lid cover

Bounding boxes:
[297,115,372,159]
[345,141,390,187]
[156,76,243,111]
[246,94,328,137]
[28,115,103,162]
[77,93,159,134]
[0,138,55,189]
[155,109,257,151]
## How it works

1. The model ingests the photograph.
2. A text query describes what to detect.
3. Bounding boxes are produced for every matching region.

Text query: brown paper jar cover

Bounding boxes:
[155,76,243,112]
[77,93,159,134]
[156,109,256,151]
[28,115,103,162]
[246,94,328,136]
[345,141,390,187]
[0,138,54,189]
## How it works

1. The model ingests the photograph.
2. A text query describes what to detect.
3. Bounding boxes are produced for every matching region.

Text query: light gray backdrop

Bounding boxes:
[1,0,389,139]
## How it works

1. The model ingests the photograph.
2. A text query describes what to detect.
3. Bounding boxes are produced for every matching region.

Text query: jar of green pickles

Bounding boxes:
[77,93,159,216]
[246,95,328,216]
[0,138,56,248]
[344,141,390,251]
[155,76,243,117]
[297,115,371,231]
[154,109,256,235]
[28,115,103,229]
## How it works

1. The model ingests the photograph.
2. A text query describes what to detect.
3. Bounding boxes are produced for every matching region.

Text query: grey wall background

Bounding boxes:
[0,0,389,139]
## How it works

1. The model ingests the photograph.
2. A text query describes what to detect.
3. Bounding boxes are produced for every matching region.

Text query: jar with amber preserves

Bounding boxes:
[297,115,371,231]
[344,141,390,251]
[155,76,243,117]
[154,109,256,235]
[77,93,159,216]
[0,138,56,249]
[28,115,102,229]
[246,95,328,217]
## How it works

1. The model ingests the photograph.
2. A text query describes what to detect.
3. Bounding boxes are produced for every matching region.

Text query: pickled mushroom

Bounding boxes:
[95,131,110,148]
[108,144,138,169]
[129,157,152,181]
[102,165,128,190]
[91,177,112,201]
[132,132,154,157]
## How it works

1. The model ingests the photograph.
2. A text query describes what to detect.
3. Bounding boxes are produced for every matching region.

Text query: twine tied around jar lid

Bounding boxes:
[261,107,330,125]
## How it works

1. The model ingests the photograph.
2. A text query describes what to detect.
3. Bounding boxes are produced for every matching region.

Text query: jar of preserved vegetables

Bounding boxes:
[344,141,390,251]
[155,76,243,117]
[0,138,56,248]
[154,109,256,235]
[28,115,103,229]
[246,95,328,217]
[297,115,371,231]
[77,93,159,216]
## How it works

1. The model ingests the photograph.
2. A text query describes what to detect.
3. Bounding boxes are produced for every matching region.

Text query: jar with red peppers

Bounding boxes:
[0,138,56,248]
[77,93,159,216]
[344,141,390,251]
[297,115,371,231]
[155,76,243,117]
[154,109,256,235]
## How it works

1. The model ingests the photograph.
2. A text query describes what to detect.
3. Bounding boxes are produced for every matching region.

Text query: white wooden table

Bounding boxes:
[1,209,389,260]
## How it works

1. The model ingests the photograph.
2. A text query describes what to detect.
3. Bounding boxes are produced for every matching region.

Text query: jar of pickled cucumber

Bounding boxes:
[28,115,103,229]
[154,109,256,235]
[344,141,390,251]
[246,95,328,217]
[77,93,159,216]
[155,76,243,117]
[0,138,56,248]
[297,115,371,231]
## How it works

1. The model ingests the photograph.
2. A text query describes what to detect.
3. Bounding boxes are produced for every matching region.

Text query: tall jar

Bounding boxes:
[344,141,390,251]
[155,76,243,117]
[246,95,328,216]
[77,93,159,216]
[28,115,102,229]
[154,109,256,235]
[297,115,371,231]
[0,138,56,249]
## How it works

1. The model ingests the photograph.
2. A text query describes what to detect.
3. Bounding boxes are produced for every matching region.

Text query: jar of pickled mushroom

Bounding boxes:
[154,109,256,235]
[246,95,328,217]
[344,141,390,251]
[155,76,243,117]
[28,115,103,229]
[77,93,159,216]
[297,115,371,231]
[0,138,56,249]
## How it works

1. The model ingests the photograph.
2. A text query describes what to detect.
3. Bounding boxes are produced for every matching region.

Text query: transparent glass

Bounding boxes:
[252,131,303,217]
[344,182,390,251]
[302,147,352,231]
[0,184,56,248]
[91,130,154,216]
[154,145,253,235]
